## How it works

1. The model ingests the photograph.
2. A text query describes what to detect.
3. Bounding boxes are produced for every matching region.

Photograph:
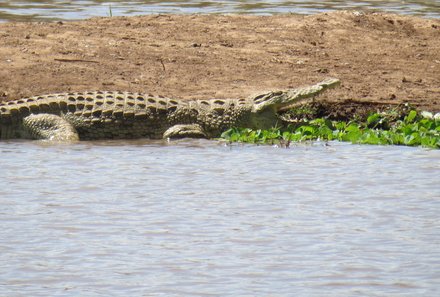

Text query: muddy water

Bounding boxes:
[0,139,439,296]
[0,0,439,21]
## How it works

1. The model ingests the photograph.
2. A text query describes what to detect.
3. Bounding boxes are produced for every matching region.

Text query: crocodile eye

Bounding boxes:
[253,94,265,102]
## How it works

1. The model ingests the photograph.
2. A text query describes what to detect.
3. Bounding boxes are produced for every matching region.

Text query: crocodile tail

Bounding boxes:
[0,104,5,139]
[0,100,14,139]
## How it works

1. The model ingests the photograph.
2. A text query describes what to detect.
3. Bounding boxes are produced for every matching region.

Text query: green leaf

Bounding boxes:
[219,112,440,148]
[367,113,381,127]
[405,110,417,124]
[334,122,347,130]
[345,123,361,133]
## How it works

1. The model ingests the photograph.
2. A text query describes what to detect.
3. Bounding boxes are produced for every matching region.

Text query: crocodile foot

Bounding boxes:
[23,114,80,141]
[163,124,207,139]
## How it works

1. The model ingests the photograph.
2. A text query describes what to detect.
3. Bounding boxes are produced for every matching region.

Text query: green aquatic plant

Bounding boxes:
[221,110,440,148]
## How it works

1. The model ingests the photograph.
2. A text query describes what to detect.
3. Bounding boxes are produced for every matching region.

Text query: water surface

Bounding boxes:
[0,0,439,21]
[0,140,439,296]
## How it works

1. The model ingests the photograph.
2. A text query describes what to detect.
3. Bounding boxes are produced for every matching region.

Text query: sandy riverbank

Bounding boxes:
[0,11,439,115]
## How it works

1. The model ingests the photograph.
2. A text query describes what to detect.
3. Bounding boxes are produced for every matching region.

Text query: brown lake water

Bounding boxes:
[0,0,439,21]
[0,139,439,296]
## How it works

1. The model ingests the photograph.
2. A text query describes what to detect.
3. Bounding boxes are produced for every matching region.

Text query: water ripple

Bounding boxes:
[0,140,439,296]
[0,0,439,21]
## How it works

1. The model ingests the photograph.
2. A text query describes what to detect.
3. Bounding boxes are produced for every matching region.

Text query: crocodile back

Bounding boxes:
[0,92,254,139]
[0,91,188,123]
[187,98,252,135]
[0,91,195,139]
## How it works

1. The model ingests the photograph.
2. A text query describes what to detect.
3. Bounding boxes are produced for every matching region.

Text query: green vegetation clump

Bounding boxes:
[221,110,440,148]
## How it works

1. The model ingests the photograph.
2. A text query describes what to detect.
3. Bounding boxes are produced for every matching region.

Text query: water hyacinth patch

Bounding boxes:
[220,110,440,148]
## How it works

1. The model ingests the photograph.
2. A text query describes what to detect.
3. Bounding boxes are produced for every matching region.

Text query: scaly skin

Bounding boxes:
[0,78,340,141]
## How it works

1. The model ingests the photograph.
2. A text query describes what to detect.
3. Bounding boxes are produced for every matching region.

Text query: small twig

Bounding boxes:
[158,58,166,72]
[54,58,99,63]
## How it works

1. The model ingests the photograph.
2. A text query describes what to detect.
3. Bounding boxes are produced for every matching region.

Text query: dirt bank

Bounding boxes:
[0,11,439,115]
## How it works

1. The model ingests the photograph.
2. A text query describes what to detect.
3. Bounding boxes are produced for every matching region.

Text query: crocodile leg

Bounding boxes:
[163,124,207,139]
[22,114,79,141]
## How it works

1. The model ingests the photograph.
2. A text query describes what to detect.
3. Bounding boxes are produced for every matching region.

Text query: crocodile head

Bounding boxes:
[246,78,340,129]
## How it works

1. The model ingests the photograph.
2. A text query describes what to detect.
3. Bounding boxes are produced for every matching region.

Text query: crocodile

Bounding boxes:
[0,78,340,141]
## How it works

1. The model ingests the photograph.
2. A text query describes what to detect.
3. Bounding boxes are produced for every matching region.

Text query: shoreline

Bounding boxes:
[0,11,439,116]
